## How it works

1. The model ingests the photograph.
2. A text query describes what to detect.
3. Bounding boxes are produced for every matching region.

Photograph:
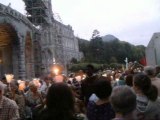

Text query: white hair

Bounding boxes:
[110,86,136,115]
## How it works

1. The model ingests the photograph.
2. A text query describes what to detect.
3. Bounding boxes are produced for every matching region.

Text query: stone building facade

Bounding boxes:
[146,32,160,66]
[0,0,82,79]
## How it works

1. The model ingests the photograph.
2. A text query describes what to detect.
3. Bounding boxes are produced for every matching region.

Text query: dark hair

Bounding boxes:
[86,64,95,70]
[155,66,160,76]
[85,64,95,77]
[144,66,155,76]
[125,74,133,87]
[44,83,75,120]
[94,79,112,99]
[133,73,158,101]
[110,86,136,116]
[44,76,49,81]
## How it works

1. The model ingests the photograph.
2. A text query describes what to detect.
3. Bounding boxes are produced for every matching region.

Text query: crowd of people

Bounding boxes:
[0,64,160,120]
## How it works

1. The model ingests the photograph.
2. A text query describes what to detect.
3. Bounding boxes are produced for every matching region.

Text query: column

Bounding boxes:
[18,34,26,79]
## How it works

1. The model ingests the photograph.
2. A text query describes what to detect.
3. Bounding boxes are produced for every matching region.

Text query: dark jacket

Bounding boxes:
[35,108,81,120]
[80,75,98,105]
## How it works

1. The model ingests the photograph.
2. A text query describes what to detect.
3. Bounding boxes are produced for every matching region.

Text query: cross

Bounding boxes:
[124,57,128,70]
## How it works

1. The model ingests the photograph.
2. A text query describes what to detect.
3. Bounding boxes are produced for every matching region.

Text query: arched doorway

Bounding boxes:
[0,23,19,78]
[25,32,33,79]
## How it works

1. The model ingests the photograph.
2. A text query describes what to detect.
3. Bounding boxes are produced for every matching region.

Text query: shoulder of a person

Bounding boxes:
[73,118,80,120]
[3,96,18,108]
[36,108,49,120]
[152,77,160,82]
[156,97,160,103]
[147,97,160,110]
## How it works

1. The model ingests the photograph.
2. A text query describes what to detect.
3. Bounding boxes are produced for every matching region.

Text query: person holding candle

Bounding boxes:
[0,81,20,120]
[10,81,26,120]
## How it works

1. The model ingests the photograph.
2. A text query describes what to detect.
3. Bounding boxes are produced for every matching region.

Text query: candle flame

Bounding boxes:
[53,67,59,75]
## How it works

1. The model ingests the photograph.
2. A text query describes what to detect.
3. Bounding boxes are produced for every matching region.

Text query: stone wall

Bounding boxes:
[0,3,35,79]
[0,1,82,78]
[146,33,160,66]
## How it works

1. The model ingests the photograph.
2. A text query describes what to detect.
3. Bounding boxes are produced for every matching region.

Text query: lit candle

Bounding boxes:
[75,75,81,82]
[5,74,14,83]
[53,67,59,75]
[17,80,22,84]
[82,74,86,80]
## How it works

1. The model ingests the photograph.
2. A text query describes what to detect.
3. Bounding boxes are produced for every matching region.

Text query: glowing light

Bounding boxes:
[102,73,107,77]
[75,75,81,81]
[82,74,86,80]
[115,78,119,82]
[5,74,14,83]
[53,67,59,75]
[18,81,26,91]
[17,80,21,84]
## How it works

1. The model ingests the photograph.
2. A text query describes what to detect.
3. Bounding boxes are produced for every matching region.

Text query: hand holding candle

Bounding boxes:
[51,64,63,76]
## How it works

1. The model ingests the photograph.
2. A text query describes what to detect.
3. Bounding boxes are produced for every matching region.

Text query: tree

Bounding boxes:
[110,56,117,63]
[92,29,100,39]
[78,34,146,64]
[90,34,105,63]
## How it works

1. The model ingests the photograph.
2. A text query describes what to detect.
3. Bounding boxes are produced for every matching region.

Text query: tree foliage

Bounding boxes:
[77,31,146,64]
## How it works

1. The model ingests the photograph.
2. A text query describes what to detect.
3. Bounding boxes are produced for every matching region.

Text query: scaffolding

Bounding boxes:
[23,0,48,26]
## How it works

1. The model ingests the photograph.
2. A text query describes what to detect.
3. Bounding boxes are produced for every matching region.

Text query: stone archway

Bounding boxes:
[0,23,19,78]
[25,32,33,79]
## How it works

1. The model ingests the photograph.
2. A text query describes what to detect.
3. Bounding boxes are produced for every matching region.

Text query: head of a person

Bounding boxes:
[44,76,51,84]
[94,79,112,100]
[85,64,95,77]
[110,86,136,116]
[0,82,6,99]
[1,77,7,84]
[46,83,74,117]
[25,80,30,86]
[29,82,38,93]
[10,81,18,92]
[155,65,160,76]
[125,74,133,87]
[143,66,155,77]
[133,73,158,101]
